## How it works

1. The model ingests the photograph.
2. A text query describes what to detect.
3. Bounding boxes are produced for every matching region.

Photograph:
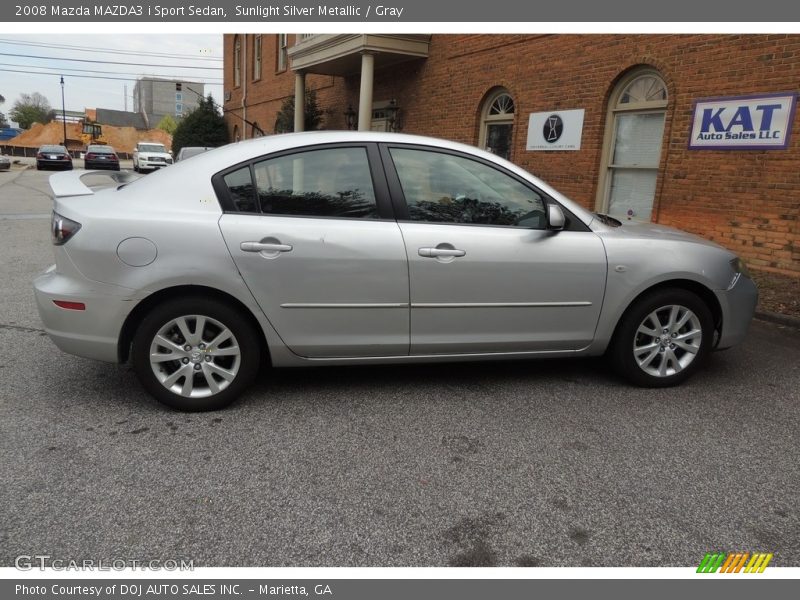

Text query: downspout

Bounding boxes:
[241,35,248,140]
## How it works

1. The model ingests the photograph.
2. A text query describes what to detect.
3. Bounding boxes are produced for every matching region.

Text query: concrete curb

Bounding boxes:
[755,310,800,329]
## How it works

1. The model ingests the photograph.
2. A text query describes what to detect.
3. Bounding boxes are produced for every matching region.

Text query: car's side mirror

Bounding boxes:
[547,204,566,230]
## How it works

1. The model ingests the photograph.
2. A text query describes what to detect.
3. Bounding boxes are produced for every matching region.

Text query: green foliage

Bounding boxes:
[274,90,324,134]
[0,93,8,128]
[171,95,228,155]
[9,92,52,129]
[156,114,178,135]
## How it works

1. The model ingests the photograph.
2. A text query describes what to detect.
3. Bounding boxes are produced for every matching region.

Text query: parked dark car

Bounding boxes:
[84,145,120,171]
[36,145,73,171]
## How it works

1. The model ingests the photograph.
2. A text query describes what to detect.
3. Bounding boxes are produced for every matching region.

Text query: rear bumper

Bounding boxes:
[37,160,72,170]
[715,274,758,349]
[34,265,137,363]
[85,161,119,170]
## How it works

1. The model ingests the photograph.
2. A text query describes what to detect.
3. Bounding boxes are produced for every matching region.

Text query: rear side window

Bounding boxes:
[252,147,378,219]
[389,148,547,228]
[224,167,256,213]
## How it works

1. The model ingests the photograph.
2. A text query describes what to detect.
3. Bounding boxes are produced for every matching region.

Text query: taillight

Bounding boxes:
[36,152,44,159]
[85,153,96,160]
[53,300,85,311]
[51,211,82,245]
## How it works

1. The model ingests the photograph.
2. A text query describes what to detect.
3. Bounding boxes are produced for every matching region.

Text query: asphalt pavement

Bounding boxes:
[0,167,798,567]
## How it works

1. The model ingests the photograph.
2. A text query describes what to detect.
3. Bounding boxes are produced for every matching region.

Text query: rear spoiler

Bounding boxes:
[49,170,140,198]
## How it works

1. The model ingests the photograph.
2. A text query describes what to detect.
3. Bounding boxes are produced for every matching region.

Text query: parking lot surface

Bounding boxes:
[1,167,798,567]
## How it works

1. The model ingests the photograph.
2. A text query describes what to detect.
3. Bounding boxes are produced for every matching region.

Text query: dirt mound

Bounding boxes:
[7,121,172,153]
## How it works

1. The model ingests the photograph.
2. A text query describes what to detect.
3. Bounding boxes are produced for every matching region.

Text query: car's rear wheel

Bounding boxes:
[610,288,713,387]
[132,297,261,411]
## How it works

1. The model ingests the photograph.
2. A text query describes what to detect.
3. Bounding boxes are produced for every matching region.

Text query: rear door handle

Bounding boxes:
[241,241,293,253]
[419,247,466,258]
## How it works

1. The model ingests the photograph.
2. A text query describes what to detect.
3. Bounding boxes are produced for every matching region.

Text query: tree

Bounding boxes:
[0,94,8,128]
[171,95,228,156]
[10,92,52,129]
[274,89,324,133]
[156,114,177,135]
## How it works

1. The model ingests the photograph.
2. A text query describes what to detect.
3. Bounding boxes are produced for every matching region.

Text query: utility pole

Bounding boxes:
[60,76,67,146]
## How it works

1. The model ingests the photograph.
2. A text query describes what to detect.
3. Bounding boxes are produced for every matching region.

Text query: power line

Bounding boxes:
[0,60,223,82]
[0,38,223,61]
[0,67,220,85]
[0,51,223,70]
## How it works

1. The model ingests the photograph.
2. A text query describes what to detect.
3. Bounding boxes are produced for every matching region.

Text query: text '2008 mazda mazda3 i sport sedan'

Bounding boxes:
[34,131,758,411]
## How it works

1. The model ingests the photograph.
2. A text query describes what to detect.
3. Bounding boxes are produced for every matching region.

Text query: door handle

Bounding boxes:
[240,241,293,253]
[418,247,466,258]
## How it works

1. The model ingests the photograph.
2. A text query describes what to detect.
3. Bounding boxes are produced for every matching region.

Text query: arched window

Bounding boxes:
[479,89,515,160]
[233,125,240,142]
[233,35,241,87]
[597,69,668,222]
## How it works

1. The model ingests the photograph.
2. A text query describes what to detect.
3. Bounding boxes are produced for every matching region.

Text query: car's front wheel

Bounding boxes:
[132,297,261,411]
[610,288,714,387]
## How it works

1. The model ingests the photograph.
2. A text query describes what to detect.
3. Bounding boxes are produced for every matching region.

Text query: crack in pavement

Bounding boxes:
[0,323,45,333]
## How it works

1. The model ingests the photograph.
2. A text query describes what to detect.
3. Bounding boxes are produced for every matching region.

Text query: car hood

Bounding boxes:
[593,218,729,251]
[138,152,171,158]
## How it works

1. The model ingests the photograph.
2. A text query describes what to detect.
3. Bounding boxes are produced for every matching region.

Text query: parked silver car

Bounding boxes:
[35,132,757,411]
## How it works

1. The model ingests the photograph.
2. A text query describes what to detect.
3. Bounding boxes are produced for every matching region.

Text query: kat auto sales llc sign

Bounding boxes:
[688,92,797,150]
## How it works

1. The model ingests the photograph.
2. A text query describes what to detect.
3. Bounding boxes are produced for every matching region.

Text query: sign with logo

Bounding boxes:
[688,92,797,150]
[526,109,585,151]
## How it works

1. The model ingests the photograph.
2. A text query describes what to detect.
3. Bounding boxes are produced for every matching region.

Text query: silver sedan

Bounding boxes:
[34,132,757,411]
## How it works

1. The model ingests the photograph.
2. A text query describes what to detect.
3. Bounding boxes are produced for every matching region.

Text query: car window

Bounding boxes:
[223,166,257,213]
[389,148,546,228]
[252,147,378,219]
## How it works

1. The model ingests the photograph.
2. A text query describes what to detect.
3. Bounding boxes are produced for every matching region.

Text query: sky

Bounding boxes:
[0,34,224,125]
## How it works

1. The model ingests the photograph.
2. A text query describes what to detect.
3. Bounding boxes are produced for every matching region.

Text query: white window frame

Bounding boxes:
[253,34,262,81]
[596,69,668,219]
[478,89,515,160]
[233,36,241,88]
[277,34,288,72]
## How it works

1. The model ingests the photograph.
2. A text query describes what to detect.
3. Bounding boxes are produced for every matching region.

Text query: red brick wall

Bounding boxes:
[223,34,800,277]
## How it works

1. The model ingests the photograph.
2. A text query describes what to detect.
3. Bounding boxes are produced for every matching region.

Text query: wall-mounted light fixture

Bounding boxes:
[386,99,402,132]
[343,104,356,130]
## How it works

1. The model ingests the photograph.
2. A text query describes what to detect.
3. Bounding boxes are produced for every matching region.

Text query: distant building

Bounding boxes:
[0,127,23,141]
[133,77,204,126]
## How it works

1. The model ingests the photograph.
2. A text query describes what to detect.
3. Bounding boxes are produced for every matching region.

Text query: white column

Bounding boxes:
[294,71,305,132]
[357,53,375,131]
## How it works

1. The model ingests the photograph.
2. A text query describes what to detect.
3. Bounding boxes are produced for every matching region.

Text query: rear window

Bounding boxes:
[88,145,114,153]
[40,146,66,153]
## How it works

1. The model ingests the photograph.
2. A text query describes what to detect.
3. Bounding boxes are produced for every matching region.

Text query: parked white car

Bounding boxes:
[35,132,757,411]
[132,142,173,173]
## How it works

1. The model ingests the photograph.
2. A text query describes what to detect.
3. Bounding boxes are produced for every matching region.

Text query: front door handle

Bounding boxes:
[419,246,466,258]
[241,241,293,253]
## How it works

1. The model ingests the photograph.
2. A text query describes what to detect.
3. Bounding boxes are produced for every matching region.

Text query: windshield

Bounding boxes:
[139,144,167,153]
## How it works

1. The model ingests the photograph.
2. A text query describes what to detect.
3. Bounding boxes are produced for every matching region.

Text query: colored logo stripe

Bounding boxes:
[697,552,773,573]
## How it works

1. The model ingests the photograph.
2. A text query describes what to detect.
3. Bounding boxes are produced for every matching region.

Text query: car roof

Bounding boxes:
[111,131,595,226]
[40,144,66,150]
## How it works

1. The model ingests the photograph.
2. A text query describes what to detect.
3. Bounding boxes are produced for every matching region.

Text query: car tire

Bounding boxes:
[131,297,262,411]
[610,288,714,387]
[133,162,139,173]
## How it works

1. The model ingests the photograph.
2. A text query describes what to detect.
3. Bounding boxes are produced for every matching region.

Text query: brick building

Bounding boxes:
[223,34,800,277]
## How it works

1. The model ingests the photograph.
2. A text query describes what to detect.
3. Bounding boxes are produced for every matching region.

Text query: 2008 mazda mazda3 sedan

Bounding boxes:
[34,131,758,411]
